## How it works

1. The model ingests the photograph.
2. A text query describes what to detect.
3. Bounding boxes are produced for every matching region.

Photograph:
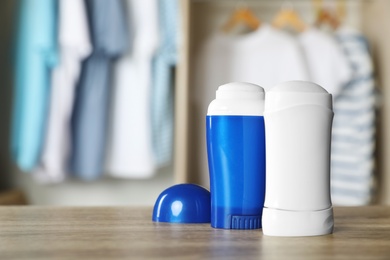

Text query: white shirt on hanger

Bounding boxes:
[34,0,92,183]
[298,27,352,96]
[192,24,311,185]
[105,0,159,178]
[196,24,310,93]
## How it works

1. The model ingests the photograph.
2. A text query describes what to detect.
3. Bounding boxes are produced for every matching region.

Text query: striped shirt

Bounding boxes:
[331,26,377,205]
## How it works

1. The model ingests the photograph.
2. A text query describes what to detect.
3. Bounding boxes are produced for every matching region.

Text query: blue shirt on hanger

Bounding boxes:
[70,0,128,180]
[12,0,58,171]
[152,0,179,167]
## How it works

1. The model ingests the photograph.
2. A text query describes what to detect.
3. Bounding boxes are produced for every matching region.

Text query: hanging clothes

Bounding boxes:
[12,0,58,171]
[330,26,377,205]
[299,27,352,96]
[71,0,128,180]
[193,24,310,115]
[34,0,92,183]
[193,23,310,184]
[105,0,158,178]
[151,0,179,167]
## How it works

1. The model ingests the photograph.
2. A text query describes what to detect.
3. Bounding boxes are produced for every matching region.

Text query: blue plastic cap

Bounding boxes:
[152,184,211,223]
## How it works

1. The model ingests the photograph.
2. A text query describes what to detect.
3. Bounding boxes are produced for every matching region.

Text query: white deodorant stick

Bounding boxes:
[262,80,334,237]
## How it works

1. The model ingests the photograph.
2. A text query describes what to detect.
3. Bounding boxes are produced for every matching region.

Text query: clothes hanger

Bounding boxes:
[272,1,306,33]
[336,0,346,26]
[315,9,339,29]
[313,0,342,30]
[222,2,261,33]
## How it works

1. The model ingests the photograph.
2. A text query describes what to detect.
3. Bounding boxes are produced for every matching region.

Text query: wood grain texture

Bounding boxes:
[174,0,191,184]
[0,206,389,259]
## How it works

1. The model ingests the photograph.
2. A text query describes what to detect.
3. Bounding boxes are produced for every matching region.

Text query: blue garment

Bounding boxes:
[152,0,179,166]
[331,27,377,205]
[12,0,58,171]
[71,0,128,180]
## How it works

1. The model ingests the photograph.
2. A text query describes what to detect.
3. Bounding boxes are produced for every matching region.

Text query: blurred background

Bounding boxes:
[0,0,389,206]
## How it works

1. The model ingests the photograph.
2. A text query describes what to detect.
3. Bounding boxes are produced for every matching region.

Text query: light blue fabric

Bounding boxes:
[331,28,377,205]
[12,0,58,171]
[152,0,179,167]
[70,0,128,180]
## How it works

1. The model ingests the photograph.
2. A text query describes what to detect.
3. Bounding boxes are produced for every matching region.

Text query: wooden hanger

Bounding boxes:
[272,2,306,33]
[222,4,261,33]
[313,0,343,30]
[315,9,340,29]
[336,0,346,25]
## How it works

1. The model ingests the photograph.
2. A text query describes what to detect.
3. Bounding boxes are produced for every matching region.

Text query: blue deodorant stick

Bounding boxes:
[206,82,266,229]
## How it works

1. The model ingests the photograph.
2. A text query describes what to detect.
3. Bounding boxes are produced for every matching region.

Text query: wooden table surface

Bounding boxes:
[0,206,389,259]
